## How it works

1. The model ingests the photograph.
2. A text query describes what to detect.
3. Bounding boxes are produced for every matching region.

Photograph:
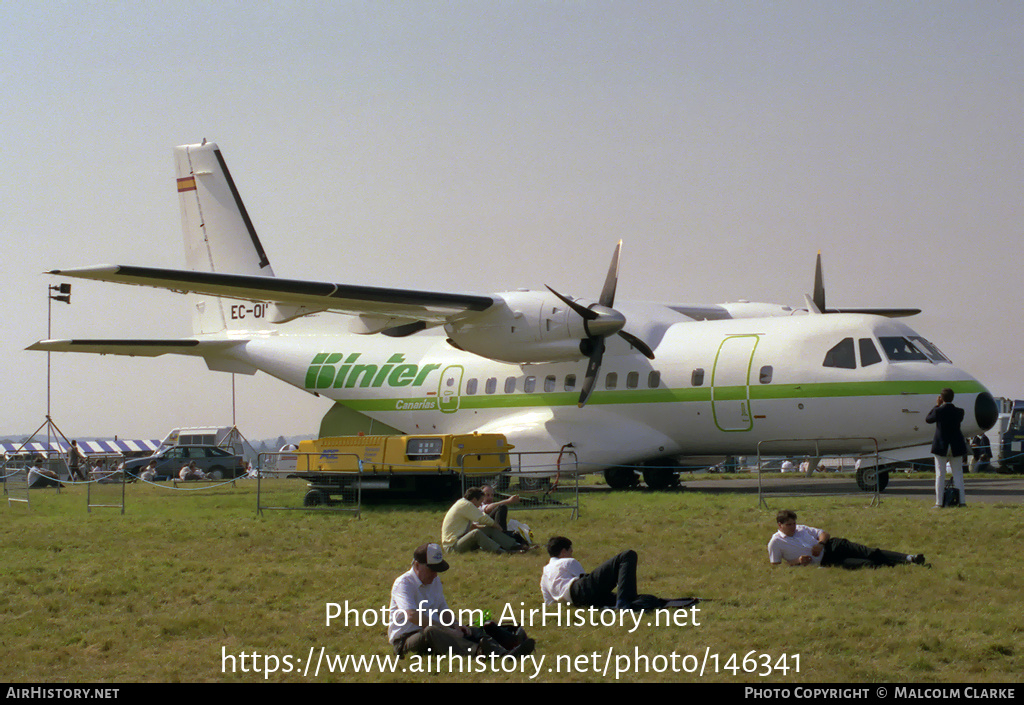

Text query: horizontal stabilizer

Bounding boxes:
[26,338,242,357]
[47,265,495,323]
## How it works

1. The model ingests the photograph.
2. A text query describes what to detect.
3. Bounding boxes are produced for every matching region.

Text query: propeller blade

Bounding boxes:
[599,240,621,307]
[546,285,598,321]
[578,337,605,408]
[813,251,826,313]
[618,330,655,360]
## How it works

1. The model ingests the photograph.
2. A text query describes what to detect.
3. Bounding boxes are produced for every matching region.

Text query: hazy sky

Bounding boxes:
[2,2,1021,440]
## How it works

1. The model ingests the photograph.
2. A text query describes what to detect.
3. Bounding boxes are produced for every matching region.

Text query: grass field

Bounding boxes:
[1,476,1021,683]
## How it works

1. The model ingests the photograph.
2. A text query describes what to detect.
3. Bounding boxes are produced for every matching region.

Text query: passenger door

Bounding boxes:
[711,335,759,432]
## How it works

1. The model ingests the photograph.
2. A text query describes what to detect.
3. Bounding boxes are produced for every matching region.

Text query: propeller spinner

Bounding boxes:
[546,241,655,408]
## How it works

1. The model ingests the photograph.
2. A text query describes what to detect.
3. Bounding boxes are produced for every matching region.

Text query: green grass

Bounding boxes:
[1,478,1021,683]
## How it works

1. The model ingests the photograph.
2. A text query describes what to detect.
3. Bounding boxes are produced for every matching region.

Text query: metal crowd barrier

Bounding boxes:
[460,450,580,520]
[756,437,883,508]
[256,451,364,517]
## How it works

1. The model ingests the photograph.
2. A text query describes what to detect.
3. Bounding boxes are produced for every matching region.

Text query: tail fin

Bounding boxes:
[175,141,275,334]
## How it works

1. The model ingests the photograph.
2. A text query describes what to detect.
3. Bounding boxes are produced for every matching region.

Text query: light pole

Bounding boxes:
[46,283,72,463]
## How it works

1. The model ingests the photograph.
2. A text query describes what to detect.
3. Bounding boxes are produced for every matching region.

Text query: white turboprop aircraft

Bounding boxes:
[30,141,998,489]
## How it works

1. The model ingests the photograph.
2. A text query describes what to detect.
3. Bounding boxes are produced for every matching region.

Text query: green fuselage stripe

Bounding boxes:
[336,379,986,411]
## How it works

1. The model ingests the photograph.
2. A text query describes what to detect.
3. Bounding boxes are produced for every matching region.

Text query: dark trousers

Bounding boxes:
[394,626,502,658]
[29,476,62,489]
[821,538,908,570]
[569,550,638,607]
[486,505,509,531]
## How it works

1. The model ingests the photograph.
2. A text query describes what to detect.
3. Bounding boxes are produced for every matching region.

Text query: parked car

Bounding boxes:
[124,445,246,480]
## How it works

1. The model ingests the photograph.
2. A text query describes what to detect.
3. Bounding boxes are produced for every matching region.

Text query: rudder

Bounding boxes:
[175,141,275,334]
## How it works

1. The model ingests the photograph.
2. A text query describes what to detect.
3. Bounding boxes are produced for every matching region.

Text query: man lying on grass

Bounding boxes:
[768,510,929,569]
[541,536,698,610]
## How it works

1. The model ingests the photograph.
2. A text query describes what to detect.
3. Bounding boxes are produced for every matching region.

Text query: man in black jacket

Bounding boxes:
[926,388,967,507]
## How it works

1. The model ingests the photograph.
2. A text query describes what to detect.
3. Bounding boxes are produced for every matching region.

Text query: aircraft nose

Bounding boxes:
[975,391,998,431]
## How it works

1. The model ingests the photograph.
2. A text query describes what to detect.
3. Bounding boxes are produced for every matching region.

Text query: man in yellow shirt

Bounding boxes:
[441,487,521,554]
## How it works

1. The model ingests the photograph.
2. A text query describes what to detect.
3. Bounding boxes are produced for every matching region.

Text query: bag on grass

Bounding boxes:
[942,477,960,508]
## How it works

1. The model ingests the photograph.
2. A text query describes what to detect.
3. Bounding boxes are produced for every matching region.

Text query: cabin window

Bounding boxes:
[504,377,516,393]
[859,339,882,367]
[648,371,661,388]
[759,366,773,384]
[466,378,478,395]
[485,377,497,394]
[879,337,928,361]
[524,376,536,393]
[692,368,704,386]
[823,338,856,369]
[544,375,556,392]
[626,371,639,389]
[606,372,618,389]
[564,374,576,391]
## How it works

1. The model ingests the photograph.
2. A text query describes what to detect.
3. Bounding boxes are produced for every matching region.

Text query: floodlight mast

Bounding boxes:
[44,283,72,464]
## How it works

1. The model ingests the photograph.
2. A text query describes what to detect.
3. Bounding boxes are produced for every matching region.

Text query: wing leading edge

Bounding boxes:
[47,265,496,324]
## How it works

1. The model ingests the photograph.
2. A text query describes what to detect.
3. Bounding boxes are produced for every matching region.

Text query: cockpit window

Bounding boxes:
[908,336,951,363]
[823,338,856,369]
[859,338,882,367]
[879,337,929,361]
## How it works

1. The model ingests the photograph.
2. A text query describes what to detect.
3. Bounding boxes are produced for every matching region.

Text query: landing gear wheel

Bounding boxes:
[643,468,680,490]
[856,466,889,492]
[303,489,327,506]
[519,476,551,492]
[604,467,640,489]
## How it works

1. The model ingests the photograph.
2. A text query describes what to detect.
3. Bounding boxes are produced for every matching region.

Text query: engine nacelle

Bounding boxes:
[444,290,594,363]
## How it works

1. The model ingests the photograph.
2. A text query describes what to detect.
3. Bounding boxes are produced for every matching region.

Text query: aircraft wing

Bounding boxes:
[822,307,920,317]
[668,303,920,321]
[48,265,496,323]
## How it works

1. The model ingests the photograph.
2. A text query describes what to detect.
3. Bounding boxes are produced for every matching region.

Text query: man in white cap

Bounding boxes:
[388,543,534,658]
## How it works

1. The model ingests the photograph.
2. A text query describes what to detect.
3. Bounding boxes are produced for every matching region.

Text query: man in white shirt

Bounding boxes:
[389,543,534,657]
[768,510,927,569]
[480,484,520,529]
[540,536,639,609]
[27,457,62,488]
[179,461,207,481]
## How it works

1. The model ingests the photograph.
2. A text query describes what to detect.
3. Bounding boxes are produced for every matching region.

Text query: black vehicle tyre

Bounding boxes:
[209,466,225,480]
[303,489,326,507]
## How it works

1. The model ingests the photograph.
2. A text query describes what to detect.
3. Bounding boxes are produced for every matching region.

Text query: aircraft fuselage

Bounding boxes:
[225,311,994,469]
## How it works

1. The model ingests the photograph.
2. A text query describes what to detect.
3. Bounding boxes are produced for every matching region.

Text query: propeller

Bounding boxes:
[545,241,655,408]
